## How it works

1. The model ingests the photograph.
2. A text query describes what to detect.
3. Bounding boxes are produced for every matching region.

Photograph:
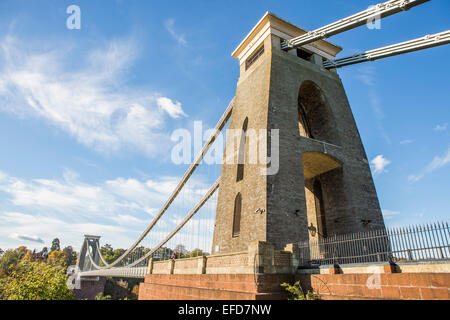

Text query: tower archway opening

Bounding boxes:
[302,152,342,244]
[236,118,248,182]
[232,193,242,238]
[298,81,340,145]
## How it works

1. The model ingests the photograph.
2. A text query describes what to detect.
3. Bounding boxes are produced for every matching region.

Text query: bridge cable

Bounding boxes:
[281,0,430,50]
[87,98,233,269]
[84,179,220,270]
[323,30,450,69]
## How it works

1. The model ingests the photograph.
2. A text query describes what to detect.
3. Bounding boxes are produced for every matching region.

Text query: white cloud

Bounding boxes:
[400,139,415,145]
[109,214,147,226]
[0,170,7,181]
[356,66,376,87]
[408,147,450,182]
[371,154,391,175]
[0,35,187,157]
[356,66,391,144]
[0,171,173,220]
[0,211,131,250]
[157,97,187,119]
[0,169,212,250]
[164,18,187,46]
[382,209,400,219]
[434,123,448,131]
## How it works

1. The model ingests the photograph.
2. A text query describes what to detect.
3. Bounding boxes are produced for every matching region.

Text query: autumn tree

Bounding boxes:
[0,262,74,300]
[131,285,140,299]
[48,250,65,266]
[0,247,28,276]
[21,250,35,263]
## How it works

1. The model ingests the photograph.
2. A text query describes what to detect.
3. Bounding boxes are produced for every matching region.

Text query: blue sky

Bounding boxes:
[0,0,449,251]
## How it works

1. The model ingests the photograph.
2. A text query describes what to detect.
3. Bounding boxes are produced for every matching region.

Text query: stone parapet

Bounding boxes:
[148,241,297,276]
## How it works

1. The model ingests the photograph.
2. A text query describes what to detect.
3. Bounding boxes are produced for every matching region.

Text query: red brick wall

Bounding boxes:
[296,273,450,300]
[139,273,449,300]
[139,274,291,300]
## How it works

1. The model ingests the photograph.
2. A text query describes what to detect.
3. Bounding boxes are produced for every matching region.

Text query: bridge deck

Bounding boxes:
[80,267,148,279]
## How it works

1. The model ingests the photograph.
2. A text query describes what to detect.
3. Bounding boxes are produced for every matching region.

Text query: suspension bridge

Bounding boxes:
[75,0,450,282]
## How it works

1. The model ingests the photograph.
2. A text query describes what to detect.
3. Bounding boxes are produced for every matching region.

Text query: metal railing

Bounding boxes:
[298,221,449,266]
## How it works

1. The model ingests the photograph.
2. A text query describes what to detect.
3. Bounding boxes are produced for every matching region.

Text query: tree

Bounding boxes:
[15,246,28,260]
[0,262,74,300]
[50,238,60,252]
[103,244,113,252]
[0,247,26,276]
[0,250,18,276]
[131,285,140,299]
[100,244,117,264]
[187,248,204,258]
[62,246,77,266]
[174,244,188,258]
[37,247,49,261]
[21,250,35,263]
[95,292,112,300]
[280,281,319,300]
[47,250,66,268]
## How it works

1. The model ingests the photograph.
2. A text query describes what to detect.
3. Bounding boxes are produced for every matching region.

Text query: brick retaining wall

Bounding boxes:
[138,242,450,300]
[296,272,450,300]
[139,274,291,300]
[139,272,449,300]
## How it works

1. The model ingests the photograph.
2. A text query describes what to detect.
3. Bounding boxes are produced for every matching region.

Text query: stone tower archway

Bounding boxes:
[298,80,340,145]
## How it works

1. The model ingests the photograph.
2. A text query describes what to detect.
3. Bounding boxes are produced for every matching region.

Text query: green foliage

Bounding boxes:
[0,247,28,276]
[38,247,49,260]
[62,246,77,267]
[280,281,319,300]
[50,238,61,252]
[100,244,125,265]
[95,292,112,300]
[186,248,204,258]
[103,277,142,300]
[0,262,74,300]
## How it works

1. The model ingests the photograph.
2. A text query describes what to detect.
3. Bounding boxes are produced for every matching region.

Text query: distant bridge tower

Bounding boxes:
[77,235,101,271]
[212,12,385,254]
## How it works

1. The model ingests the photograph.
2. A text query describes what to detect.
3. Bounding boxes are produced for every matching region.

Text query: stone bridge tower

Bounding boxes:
[212,12,385,254]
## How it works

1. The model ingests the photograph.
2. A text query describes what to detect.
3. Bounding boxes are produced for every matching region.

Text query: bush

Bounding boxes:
[280,281,319,300]
[95,292,112,300]
[0,262,74,300]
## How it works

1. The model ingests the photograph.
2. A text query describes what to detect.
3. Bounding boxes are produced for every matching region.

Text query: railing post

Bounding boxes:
[407,249,412,261]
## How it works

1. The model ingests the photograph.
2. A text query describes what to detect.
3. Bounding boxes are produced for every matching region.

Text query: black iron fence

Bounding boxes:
[298,221,450,266]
